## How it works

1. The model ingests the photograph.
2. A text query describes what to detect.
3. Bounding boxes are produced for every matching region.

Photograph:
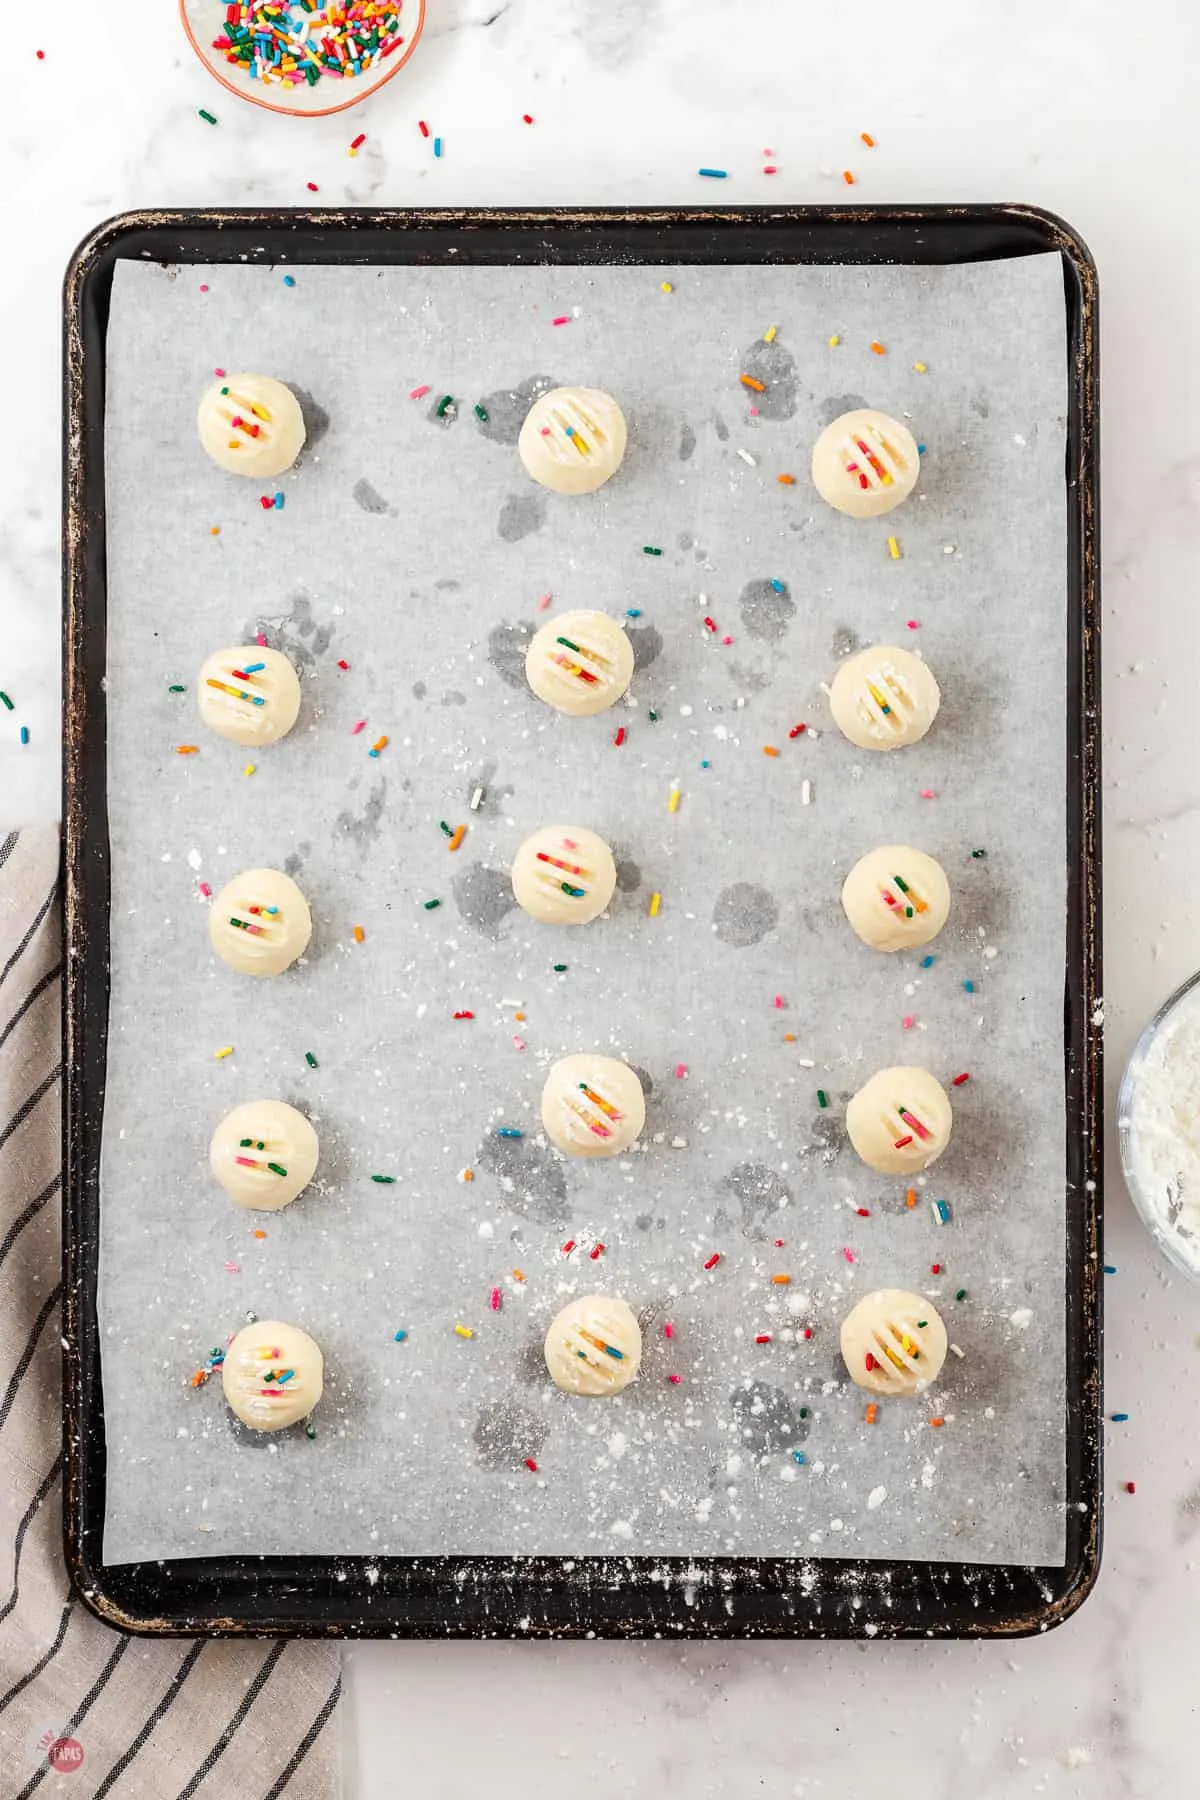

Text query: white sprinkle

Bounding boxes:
[949,1342,965,1359]
[671,1136,688,1149]
[801,779,812,806]
[470,787,484,811]
[805,727,820,741]
[943,545,956,555]
[737,448,757,467]
[500,997,524,1007]
[797,1058,815,1068]
[867,1484,887,1511]
[187,848,203,871]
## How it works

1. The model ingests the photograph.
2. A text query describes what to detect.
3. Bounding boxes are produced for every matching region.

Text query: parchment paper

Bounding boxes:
[100,252,1068,1567]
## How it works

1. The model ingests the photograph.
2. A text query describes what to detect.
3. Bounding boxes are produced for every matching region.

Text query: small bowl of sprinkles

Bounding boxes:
[180,0,425,118]
[1119,967,1200,1282]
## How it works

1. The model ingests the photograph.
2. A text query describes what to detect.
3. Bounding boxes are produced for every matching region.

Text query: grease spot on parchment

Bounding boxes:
[830,625,860,659]
[738,577,795,642]
[679,423,697,462]
[246,595,332,671]
[477,1131,568,1225]
[282,842,311,878]
[738,340,799,421]
[729,1381,810,1460]
[412,681,427,700]
[473,1398,549,1471]
[336,781,387,851]
[290,385,330,453]
[715,1161,792,1240]
[474,374,559,445]
[817,392,869,428]
[625,624,662,671]
[488,621,534,689]
[441,690,467,707]
[352,477,392,515]
[452,863,515,939]
[712,883,778,947]
[613,857,642,894]
[800,1105,846,1166]
[498,493,546,542]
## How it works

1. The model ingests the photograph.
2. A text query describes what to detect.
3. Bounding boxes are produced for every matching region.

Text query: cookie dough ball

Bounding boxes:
[842,846,951,953]
[210,1100,319,1211]
[511,826,617,926]
[846,1066,953,1174]
[830,645,940,751]
[209,867,312,977]
[197,646,301,747]
[541,1054,646,1158]
[518,387,627,496]
[197,374,306,480]
[526,611,634,717]
[544,1295,643,1397]
[841,1289,948,1397]
[222,1318,323,1430]
[811,408,920,519]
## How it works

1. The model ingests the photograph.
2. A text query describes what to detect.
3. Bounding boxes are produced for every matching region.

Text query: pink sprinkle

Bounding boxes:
[842,1248,856,1264]
[773,1239,784,1248]
[675,1062,688,1078]
[200,283,209,293]
[552,315,571,326]
[663,1322,675,1339]
[763,147,775,155]
[763,166,778,175]
[255,631,267,647]
[722,635,733,645]
[906,619,920,630]
[351,719,367,735]
[749,406,760,416]
[198,881,212,898]
[667,1374,682,1384]
[214,367,226,377]
[920,789,937,799]
[512,1036,526,1050]
[409,385,431,399]
[803,1327,813,1339]
[903,1014,915,1029]
[224,1262,240,1273]
[489,1286,502,1311]
[563,837,577,849]
[773,995,785,1009]
[540,426,551,436]
[538,592,553,609]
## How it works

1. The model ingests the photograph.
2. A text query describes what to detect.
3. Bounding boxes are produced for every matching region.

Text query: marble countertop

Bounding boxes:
[6,0,1200,1793]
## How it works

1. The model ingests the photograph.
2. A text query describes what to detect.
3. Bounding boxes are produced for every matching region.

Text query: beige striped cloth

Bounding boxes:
[0,828,341,1799]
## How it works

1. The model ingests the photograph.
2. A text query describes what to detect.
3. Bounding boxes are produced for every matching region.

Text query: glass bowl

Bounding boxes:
[1117,967,1200,1281]
[180,0,425,119]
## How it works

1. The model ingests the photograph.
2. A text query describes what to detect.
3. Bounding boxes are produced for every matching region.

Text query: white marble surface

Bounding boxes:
[5,0,1200,1793]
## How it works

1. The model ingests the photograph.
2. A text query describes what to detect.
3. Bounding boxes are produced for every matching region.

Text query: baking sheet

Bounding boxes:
[99,252,1068,1568]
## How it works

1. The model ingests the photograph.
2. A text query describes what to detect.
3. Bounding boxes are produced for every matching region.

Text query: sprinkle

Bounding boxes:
[369,735,389,757]
[612,726,626,749]
[905,1188,917,1209]
[887,536,901,560]
[213,1046,234,1061]
[914,361,928,374]
[802,1328,813,1339]
[642,545,663,556]
[777,473,796,485]
[931,1263,942,1274]
[436,395,455,418]
[371,1175,397,1184]
[950,1343,965,1359]
[703,1253,721,1271]
[648,893,662,917]
[952,1072,971,1087]
[305,1051,318,1069]
[703,616,717,633]
[971,848,988,860]
[453,1009,474,1020]
[762,745,781,758]
[490,1287,503,1312]
[350,133,367,151]
[562,1240,576,1255]
[801,780,812,806]
[224,1262,240,1274]
[1104,1265,1118,1275]
[920,954,935,968]
[774,995,785,1009]
[698,168,728,179]
[167,684,186,694]
[522,113,534,124]
[675,1063,688,1080]
[282,276,295,289]
[418,120,430,138]
[856,1208,870,1217]
[828,334,840,346]
[861,132,876,147]
[589,1243,606,1261]
[963,980,976,993]
[920,789,937,800]
[448,824,467,853]
[843,170,855,185]
[663,1322,674,1339]
[422,898,441,911]
[198,109,218,125]
[1111,1413,1130,1422]
[865,1403,878,1424]
[791,1450,806,1465]
[763,165,777,175]
[19,727,29,745]
[740,374,766,392]
[497,1127,522,1140]
[175,744,199,755]
[771,1274,791,1285]
[305,1423,317,1440]
[870,341,886,356]
[512,1269,525,1282]
[842,1247,857,1264]
[763,326,778,343]
[929,1416,946,1429]
[409,385,431,400]
[461,1169,474,1183]
[754,1334,773,1345]
[667,1374,682,1384]
[668,786,682,813]
[434,138,443,158]
[549,314,573,328]
[454,1325,474,1340]
[788,723,807,738]
[243,763,256,778]
[955,1288,967,1301]
[865,1353,877,1371]
[1127,1481,1136,1494]
[893,1134,914,1149]
[934,1199,951,1224]
[648,710,658,721]
[816,1089,828,1109]
[394,1330,407,1342]
[523,1458,540,1474]
[307,182,319,193]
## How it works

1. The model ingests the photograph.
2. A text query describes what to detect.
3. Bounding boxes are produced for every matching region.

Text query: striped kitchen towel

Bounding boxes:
[0,827,341,1799]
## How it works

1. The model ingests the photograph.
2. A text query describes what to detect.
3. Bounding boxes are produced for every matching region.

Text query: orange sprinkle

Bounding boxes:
[353,924,365,943]
[514,1011,526,1022]
[253,1229,267,1239]
[739,374,766,392]
[870,341,887,355]
[511,1269,525,1282]
[448,824,467,852]
[190,1369,208,1388]
[905,1187,917,1209]
[461,1168,474,1183]
[783,1033,797,1042]
[175,745,199,755]
[210,526,220,536]
[842,170,855,185]
[762,745,781,758]
[771,1274,791,1285]
[776,473,796,485]
[865,1402,878,1424]
[861,132,876,148]
[929,1416,945,1428]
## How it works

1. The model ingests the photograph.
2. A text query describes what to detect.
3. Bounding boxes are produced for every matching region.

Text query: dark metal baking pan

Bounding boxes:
[62,205,1100,1638]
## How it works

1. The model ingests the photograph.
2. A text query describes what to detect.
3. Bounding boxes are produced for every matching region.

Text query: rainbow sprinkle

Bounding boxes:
[212,3,406,88]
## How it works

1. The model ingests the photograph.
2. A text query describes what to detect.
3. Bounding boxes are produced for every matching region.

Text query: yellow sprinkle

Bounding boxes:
[764,325,777,343]
[213,1046,234,1060]
[243,763,256,776]
[348,147,358,158]
[649,892,662,918]
[353,924,365,943]
[227,440,240,451]
[454,1324,474,1339]
[661,281,673,293]
[828,334,840,347]
[887,536,901,561]
[668,787,682,814]
[250,403,271,421]
[913,361,927,373]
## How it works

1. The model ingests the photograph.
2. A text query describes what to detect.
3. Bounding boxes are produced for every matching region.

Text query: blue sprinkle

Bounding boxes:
[604,1345,625,1360]
[917,443,926,455]
[243,661,266,674]
[276,1370,294,1385]
[920,955,935,969]
[963,980,975,993]
[434,137,443,158]
[698,167,728,178]
[273,493,285,510]
[1110,1412,1129,1422]
[770,579,785,592]
[1104,1264,1117,1274]
[282,274,295,287]
[625,608,642,617]
[496,1127,523,1139]
[935,1199,951,1224]
[19,725,29,745]
[791,1450,806,1465]
[394,1330,407,1343]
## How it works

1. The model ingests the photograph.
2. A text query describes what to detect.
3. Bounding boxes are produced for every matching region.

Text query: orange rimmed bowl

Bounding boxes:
[181,0,425,118]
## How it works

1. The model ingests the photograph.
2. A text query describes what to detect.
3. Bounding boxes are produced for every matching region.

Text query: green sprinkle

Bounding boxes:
[816,1089,828,1109]
[305,1422,317,1440]
[239,1138,252,1148]
[371,1174,397,1184]
[799,1407,809,1418]
[474,403,489,421]
[556,636,582,653]
[439,820,453,836]
[905,906,914,918]
[648,710,658,722]
[198,108,218,125]
[971,849,987,859]
[916,1321,928,1329]
[642,545,663,556]
[168,684,186,694]
[305,1051,319,1068]
[955,1289,967,1301]
[267,1162,288,1177]
[423,898,441,910]
[0,692,12,711]
[893,875,910,893]
[553,963,568,972]
[436,394,455,417]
